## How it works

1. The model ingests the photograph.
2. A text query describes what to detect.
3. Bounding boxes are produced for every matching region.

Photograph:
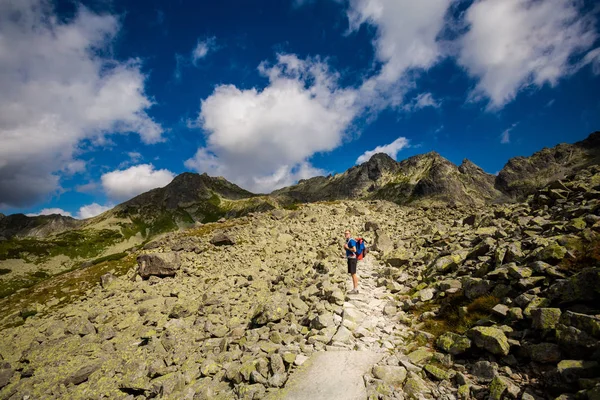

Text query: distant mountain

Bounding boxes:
[3,131,600,241]
[496,131,600,198]
[274,152,503,206]
[87,172,277,239]
[0,213,82,239]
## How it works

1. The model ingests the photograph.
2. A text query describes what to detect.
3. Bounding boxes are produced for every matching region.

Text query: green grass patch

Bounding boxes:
[185,219,247,238]
[0,229,123,263]
[559,236,600,272]
[419,294,500,337]
[0,254,138,330]
[19,309,37,320]
[282,203,300,211]
[89,252,127,266]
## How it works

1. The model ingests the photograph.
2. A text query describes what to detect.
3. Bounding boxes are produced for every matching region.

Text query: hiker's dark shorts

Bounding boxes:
[347,257,357,274]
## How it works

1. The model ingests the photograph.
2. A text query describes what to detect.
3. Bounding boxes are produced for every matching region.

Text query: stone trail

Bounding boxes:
[278,255,410,399]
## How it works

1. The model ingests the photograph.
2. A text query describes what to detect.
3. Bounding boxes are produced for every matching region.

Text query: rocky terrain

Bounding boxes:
[0,214,82,240]
[496,132,600,199]
[0,174,277,298]
[273,152,504,206]
[0,158,599,399]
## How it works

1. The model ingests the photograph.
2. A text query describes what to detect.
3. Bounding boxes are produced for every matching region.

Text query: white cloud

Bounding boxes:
[101,164,175,201]
[0,0,163,209]
[582,47,600,75]
[26,208,73,217]
[458,0,599,109]
[403,92,442,111]
[356,137,410,164]
[192,37,217,65]
[77,203,112,219]
[348,0,453,109]
[75,182,99,194]
[118,151,143,168]
[186,54,359,193]
[500,123,518,144]
[127,152,143,163]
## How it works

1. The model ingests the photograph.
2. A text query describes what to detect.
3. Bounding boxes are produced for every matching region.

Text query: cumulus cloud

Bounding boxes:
[458,0,599,109]
[348,0,453,109]
[356,137,410,164]
[77,203,112,219]
[101,164,175,201]
[186,54,359,193]
[192,37,217,65]
[26,208,73,217]
[0,0,163,209]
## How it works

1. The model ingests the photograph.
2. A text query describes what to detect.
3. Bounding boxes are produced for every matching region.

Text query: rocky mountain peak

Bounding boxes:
[576,130,600,148]
[458,158,486,174]
[496,130,600,198]
[0,213,82,239]
[365,152,397,166]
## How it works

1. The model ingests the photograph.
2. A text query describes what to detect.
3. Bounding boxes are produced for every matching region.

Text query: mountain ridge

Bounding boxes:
[2,131,600,241]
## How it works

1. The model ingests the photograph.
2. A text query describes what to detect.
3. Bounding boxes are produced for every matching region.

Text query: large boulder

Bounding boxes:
[560,311,600,338]
[436,332,472,355]
[468,326,510,356]
[548,268,600,304]
[137,252,180,279]
[531,308,562,330]
[372,366,407,388]
[374,230,394,255]
[210,232,236,246]
[252,293,289,326]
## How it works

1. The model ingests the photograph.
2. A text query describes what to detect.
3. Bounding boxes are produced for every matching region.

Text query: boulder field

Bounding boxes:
[1,165,599,399]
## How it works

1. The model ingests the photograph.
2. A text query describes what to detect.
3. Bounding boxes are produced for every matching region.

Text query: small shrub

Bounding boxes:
[420,294,499,336]
[559,237,600,272]
[467,295,499,313]
[20,309,37,320]
[32,270,50,279]
[90,252,127,266]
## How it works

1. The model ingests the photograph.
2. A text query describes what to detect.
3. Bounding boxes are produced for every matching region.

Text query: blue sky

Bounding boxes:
[1,0,599,218]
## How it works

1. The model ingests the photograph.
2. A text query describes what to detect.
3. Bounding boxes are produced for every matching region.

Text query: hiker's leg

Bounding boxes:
[348,258,358,290]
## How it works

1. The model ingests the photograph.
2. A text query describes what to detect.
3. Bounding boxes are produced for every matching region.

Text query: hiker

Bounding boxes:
[344,229,359,294]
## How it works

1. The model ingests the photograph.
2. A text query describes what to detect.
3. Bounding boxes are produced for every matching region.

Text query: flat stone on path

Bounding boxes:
[274,351,383,400]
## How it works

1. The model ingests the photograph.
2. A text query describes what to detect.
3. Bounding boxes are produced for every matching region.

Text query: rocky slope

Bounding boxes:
[496,131,600,199]
[0,213,82,240]
[274,152,504,206]
[100,172,277,234]
[0,164,598,399]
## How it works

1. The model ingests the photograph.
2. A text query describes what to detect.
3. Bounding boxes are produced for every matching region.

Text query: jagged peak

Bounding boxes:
[576,131,600,148]
[367,153,396,164]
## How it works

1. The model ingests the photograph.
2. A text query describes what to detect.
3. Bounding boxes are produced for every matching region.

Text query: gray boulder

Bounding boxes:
[252,293,289,326]
[468,326,510,356]
[210,232,236,246]
[137,252,179,279]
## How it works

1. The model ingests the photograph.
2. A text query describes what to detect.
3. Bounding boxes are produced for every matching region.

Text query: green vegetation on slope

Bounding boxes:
[0,229,123,263]
[0,254,137,330]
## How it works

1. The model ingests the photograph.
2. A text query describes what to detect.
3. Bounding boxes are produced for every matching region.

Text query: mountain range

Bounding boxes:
[2,131,599,241]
